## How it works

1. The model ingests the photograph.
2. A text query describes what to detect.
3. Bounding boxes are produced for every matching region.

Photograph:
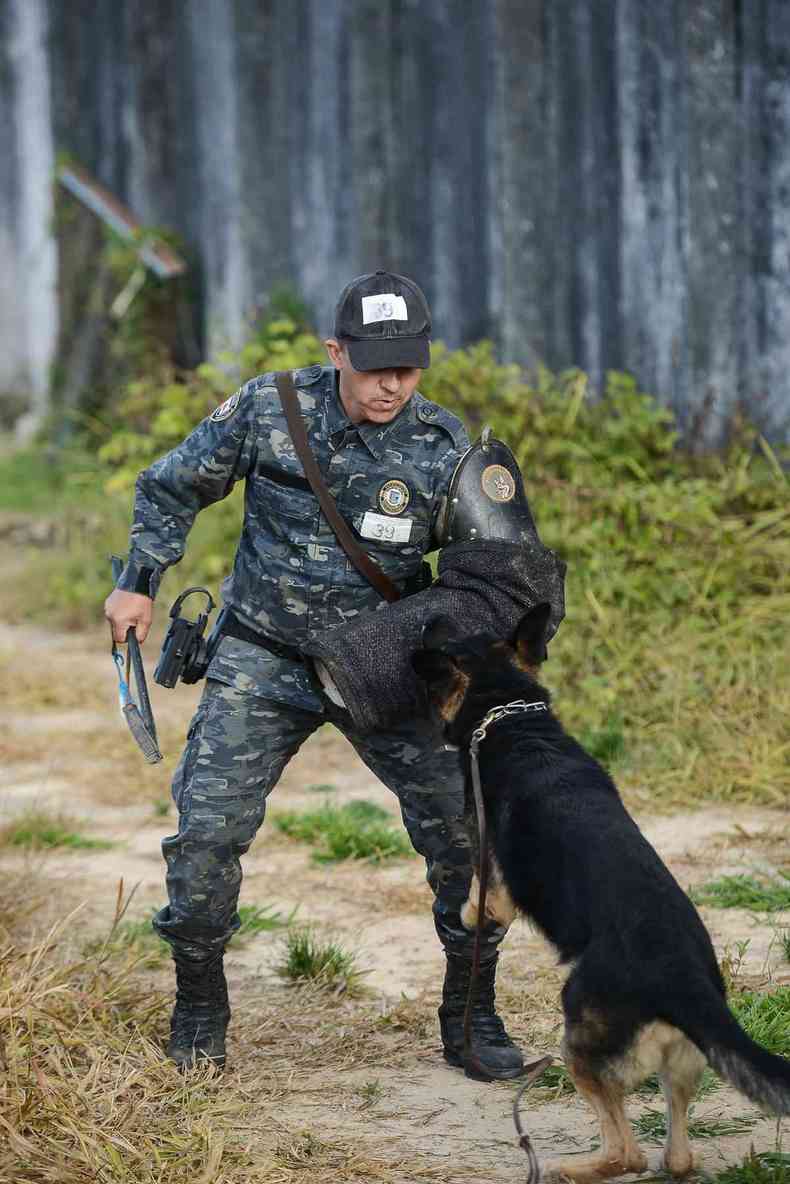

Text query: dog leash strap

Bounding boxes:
[463,736,490,1077]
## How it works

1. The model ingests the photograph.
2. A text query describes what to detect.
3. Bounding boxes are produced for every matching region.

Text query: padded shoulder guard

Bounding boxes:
[435,430,537,546]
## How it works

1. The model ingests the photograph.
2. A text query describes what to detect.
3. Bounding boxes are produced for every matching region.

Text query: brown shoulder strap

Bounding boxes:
[275,371,401,604]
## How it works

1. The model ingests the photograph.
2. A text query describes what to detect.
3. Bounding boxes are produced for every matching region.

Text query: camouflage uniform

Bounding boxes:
[117,365,506,961]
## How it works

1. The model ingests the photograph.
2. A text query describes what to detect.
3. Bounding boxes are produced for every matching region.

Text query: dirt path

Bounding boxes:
[0,615,787,1182]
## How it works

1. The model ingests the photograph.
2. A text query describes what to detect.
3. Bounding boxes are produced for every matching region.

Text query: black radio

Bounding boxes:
[154,587,216,688]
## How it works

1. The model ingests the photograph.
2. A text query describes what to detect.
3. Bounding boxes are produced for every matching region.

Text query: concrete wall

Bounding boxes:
[1,0,789,445]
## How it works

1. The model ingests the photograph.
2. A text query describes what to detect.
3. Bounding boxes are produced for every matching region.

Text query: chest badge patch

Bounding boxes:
[481,464,516,503]
[378,479,411,515]
[210,389,242,422]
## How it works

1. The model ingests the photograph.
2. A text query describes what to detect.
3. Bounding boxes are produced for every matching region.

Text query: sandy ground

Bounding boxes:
[0,613,787,1183]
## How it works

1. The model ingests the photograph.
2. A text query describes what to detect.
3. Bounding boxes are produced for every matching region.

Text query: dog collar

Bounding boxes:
[470,699,548,748]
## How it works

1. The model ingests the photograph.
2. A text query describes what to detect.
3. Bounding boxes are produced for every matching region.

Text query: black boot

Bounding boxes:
[439,951,524,1080]
[167,952,230,1070]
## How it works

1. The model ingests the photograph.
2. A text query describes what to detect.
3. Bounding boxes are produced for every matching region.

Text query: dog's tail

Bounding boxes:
[662,981,790,1115]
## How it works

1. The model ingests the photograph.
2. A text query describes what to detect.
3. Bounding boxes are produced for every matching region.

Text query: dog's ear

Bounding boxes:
[420,614,459,650]
[411,648,458,683]
[514,602,552,666]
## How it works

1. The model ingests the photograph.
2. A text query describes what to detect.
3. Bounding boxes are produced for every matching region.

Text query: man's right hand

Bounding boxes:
[104,588,154,644]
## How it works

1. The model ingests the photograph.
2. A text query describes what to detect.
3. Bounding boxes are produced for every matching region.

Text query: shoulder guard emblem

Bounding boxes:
[481,464,516,503]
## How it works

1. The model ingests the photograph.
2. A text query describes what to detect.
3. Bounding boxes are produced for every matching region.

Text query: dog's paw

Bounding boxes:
[662,1149,694,1178]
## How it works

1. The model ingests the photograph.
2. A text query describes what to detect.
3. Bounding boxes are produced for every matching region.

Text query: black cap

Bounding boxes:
[333,270,431,370]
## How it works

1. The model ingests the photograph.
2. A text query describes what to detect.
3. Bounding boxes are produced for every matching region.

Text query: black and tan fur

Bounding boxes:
[413,605,790,1182]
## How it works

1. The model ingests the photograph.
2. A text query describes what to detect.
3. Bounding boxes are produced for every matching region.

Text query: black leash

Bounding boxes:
[514,1054,555,1183]
[462,725,491,1080]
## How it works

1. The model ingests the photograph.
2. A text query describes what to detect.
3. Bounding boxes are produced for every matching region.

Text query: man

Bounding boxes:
[104,271,523,1078]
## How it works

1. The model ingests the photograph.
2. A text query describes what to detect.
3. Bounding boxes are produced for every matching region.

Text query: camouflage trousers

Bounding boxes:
[153,679,508,961]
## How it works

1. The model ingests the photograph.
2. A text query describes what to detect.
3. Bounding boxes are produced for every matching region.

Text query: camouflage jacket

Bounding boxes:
[117,364,468,711]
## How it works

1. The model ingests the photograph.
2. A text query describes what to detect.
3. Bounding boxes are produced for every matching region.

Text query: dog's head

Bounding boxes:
[411,603,552,743]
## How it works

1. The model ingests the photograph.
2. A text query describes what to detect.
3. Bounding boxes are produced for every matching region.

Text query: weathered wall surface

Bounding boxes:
[1,0,789,445]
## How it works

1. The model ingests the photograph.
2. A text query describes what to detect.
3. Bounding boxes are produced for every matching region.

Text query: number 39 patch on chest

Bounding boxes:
[360,511,413,543]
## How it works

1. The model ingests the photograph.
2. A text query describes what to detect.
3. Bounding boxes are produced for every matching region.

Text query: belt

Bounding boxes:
[220,610,305,665]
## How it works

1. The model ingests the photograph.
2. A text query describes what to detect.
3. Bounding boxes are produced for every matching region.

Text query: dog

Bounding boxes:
[412,604,790,1182]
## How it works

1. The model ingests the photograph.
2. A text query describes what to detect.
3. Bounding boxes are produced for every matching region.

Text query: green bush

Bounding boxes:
[98,316,323,490]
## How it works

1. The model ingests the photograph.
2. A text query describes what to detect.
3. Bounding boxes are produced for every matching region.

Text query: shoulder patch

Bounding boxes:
[210,388,243,422]
[294,364,323,387]
[415,396,466,446]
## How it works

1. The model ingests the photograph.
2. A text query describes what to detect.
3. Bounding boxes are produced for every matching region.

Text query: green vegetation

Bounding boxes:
[692,875,790,913]
[236,902,295,937]
[273,799,414,863]
[84,915,170,967]
[532,1062,577,1097]
[3,312,789,808]
[579,711,626,768]
[729,987,790,1056]
[709,1153,790,1184]
[780,930,790,964]
[632,1106,757,1142]
[0,811,115,851]
[276,927,366,994]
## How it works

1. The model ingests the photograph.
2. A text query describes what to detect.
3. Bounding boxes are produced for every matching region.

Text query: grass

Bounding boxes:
[272,799,414,863]
[0,905,252,1182]
[692,874,790,912]
[632,1106,758,1142]
[0,810,115,851]
[275,927,367,995]
[84,914,171,967]
[579,712,626,768]
[86,902,295,965]
[709,1152,790,1184]
[236,901,295,937]
[729,986,790,1056]
[532,1062,577,1097]
[779,929,790,963]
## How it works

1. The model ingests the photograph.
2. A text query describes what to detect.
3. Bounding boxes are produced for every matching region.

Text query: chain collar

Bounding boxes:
[470,699,548,749]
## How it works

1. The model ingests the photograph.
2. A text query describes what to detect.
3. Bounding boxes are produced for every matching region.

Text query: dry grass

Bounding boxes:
[0,919,251,1182]
[0,871,477,1184]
